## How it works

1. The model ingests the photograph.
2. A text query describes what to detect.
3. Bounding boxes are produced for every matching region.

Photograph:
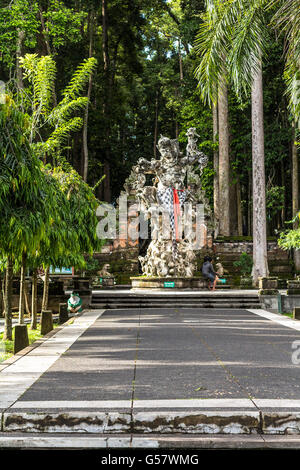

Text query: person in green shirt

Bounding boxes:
[67,291,83,313]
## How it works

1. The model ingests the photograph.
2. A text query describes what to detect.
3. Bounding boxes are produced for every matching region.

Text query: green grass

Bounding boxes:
[281,312,293,318]
[0,322,59,364]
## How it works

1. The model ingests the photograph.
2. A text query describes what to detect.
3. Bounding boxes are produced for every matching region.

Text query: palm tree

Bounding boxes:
[271,0,300,127]
[194,0,269,284]
[194,1,231,237]
[271,0,300,268]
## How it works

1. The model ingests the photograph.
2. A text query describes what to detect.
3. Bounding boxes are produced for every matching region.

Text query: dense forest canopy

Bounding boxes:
[0,0,298,238]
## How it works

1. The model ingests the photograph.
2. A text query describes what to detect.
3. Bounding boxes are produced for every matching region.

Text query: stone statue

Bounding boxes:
[123,128,214,278]
[98,263,113,278]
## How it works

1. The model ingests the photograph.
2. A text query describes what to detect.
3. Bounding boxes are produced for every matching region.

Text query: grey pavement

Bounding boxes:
[13,308,300,403]
[2,307,300,440]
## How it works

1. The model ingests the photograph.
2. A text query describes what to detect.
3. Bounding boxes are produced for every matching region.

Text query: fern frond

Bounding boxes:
[34,56,57,116]
[48,96,89,125]
[44,117,83,151]
[19,54,39,83]
[61,57,97,103]
[20,54,56,117]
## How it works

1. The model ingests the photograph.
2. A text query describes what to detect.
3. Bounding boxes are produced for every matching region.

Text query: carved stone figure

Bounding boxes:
[123,128,214,278]
[98,263,113,278]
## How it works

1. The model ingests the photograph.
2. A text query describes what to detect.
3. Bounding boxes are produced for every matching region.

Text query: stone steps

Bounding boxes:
[90,292,261,309]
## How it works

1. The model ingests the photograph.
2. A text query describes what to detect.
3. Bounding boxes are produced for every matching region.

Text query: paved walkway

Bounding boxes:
[1,307,300,445]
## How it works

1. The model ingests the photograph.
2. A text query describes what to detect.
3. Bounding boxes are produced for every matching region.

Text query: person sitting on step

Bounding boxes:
[202,256,219,291]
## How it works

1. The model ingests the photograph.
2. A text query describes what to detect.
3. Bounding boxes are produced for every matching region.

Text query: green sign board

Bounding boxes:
[164,281,175,288]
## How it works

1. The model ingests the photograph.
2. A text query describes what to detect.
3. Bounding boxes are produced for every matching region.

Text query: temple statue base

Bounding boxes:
[130,276,208,290]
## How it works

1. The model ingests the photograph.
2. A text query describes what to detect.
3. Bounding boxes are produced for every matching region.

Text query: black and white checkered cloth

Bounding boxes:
[157,187,186,241]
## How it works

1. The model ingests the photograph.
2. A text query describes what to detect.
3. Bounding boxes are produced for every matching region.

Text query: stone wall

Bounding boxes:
[210,237,293,285]
[90,237,294,285]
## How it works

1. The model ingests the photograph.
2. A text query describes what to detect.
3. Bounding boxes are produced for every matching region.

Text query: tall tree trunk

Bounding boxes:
[83,8,94,182]
[292,124,299,225]
[1,270,6,318]
[0,272,3,318]
[103,161,111,202]
[248,168,252,236]
[24,280,30,315]
[39,8,51,55]
[102,0,109,73]
[102,0,111,202]
[3,257,13,341]
[178,38,183,81]
[42,266,50,311]
[175,120,179,139]
[281,159,286,228]
[153,90,159,158]
[16,30,25,89]
[31,268,38,330]
[236,178,243,236]
[18,252,26,324]
[213,102,219,234]
[251,63,269,284]
[218,79,230,236]
[292,123,300,270]
[229,174,238,235]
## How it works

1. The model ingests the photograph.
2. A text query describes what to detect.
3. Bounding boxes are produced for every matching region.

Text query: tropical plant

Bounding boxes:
[34,165,104,310]
[233,252,254,276]
[18,53,97,161]
[194,0,231,236]
[0,97,52,338]
[194,0,269,284]
[270,0,300,129]
[278,213,300,250]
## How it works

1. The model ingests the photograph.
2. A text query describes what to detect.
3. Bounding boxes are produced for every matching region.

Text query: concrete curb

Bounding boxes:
[0,433,300,449]
[3,409,300,435]
[0,410,260,435]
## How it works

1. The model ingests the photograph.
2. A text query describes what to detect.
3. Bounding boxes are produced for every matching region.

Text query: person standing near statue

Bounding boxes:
[202,256,219,291]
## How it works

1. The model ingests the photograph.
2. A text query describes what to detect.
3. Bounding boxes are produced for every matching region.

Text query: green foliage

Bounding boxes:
[266,186,285,221]
[278,213,300,250]
[43,0,87,49]
[26,164,105,272]
[84,256,100,273]
[0,97,51,259]
[18,54,97,161]
[0,0,297,237]
[233,252,253,275]
[20,54,57,118]
[0,0,39,68]
[270,0,300,127]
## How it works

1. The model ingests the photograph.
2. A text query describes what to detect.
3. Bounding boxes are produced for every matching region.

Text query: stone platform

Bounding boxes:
[130,277,209,289]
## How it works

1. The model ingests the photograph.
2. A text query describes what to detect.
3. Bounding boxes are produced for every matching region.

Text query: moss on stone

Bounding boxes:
[287,289,300,295]
[259,289,279,295]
